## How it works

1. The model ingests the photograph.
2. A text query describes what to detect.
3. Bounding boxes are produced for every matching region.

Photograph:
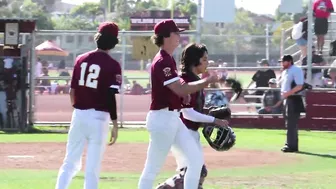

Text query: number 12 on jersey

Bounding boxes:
[79,62,101,89]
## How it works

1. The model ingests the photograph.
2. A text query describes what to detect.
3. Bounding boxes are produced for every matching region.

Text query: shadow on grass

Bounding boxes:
[297,151,336,159]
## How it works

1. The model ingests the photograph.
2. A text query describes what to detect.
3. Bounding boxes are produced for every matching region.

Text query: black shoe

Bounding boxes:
[281,146,298,153]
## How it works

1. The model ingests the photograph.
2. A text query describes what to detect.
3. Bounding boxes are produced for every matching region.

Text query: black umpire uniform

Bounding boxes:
[279,55,305,153]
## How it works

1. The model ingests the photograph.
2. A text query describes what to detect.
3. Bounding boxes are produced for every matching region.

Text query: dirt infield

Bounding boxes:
[0,143,298,172]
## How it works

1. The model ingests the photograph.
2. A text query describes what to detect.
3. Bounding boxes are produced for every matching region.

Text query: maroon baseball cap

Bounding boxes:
[98,22,119,37]
[154,19,185,35]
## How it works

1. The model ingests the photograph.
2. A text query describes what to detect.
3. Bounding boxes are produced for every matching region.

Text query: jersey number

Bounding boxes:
[78,62,101,89]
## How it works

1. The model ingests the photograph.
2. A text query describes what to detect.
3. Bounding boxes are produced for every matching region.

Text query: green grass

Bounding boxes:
[0,128,335,188]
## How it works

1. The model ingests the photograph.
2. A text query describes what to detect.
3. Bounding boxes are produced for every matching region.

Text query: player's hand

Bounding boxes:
[182,95,191,105]
[108,121,118,146]
[213,118,229,128]
[206,72,219,83]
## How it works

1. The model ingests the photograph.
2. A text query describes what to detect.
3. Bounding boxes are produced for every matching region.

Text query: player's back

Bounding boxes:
[71,50,121,113]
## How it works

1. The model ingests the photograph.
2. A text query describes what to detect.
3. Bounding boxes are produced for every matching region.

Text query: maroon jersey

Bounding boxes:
[71,50,122,112]
[150,49,181,110]
[180,73,205,131]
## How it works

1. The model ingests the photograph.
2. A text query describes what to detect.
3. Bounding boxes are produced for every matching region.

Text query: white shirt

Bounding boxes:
[35,62,42,78]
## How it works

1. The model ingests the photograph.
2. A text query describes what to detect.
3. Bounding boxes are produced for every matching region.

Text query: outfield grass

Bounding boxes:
[0,128,335,188]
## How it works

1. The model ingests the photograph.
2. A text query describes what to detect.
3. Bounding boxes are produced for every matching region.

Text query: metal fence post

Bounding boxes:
[265,24,270,60]
[233,36,238,79]
[28,31,36,128]
[196,0,202,43]
[306,0,314,84]
[119,30,126,128]
[280,28,285,57]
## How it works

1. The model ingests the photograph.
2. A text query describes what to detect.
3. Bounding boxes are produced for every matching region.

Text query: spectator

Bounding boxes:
[291,16,308,61]
[313,0,334,54]
[246,59,276,109]
[58,60,66,70]
[218,62,228,80]
[128,80,144,95]
[204,83,228,108]
[37,67,51,94]
[302,46,326,87]
[35,57,42,78]
[258,78,283,115]
[55,70,71,94]
[327,61,336,87]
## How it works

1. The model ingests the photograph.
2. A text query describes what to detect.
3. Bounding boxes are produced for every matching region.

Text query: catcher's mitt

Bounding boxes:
[202,105,236,151]
[202,125,236,151]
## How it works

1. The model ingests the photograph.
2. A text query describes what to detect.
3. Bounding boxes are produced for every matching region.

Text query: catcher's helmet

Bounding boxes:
[202,125,236,151]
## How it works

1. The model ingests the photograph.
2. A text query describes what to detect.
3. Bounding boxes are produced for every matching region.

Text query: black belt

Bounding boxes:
[167,107,181,112]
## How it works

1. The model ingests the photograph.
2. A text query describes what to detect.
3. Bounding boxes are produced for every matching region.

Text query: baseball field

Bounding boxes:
[1,70,335,188]
[0,128,335,188]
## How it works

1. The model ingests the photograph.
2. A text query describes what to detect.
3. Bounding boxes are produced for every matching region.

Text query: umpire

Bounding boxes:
[278,55,305,153]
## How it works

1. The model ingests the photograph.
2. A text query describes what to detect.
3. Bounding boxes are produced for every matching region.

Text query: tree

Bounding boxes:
[115,0,136,18]
[200,9,266,54]
[0,0,53,29]
[52,16,99,30]
[70,2,104,22]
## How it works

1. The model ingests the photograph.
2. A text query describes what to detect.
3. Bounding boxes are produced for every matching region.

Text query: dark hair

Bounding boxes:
[151,32,171,47]
[180,43,208,73]
[94,33,119,50]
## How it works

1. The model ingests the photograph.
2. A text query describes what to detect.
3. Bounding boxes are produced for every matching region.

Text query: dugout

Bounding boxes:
[0,19,36,132]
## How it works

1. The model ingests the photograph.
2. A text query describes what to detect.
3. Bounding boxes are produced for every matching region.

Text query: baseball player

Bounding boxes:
[138,19,219,189]
[156,43,229,189]
[55,22,121,189]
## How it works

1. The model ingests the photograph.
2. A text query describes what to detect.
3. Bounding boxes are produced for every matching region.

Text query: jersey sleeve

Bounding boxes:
[70,58,80,89]
[328,0,334,12]
[109,60,122,91]
[156,58,179,86]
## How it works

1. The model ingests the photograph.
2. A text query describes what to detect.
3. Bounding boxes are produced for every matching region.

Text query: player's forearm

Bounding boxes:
[288,85,303,96]
[181,108,215,123]
[107,88,118,121]
[70,88,75,106]
[179,79,210,96]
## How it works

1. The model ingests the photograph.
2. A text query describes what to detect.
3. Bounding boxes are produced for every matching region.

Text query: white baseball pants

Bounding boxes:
[138,109,204,189]
[55,108,110,189]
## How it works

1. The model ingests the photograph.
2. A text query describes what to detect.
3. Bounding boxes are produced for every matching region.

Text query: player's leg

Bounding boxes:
[189,130,207,189]
[172,120,204,189]
[138,111,178,189]
[170,129,207,189]
[83,111,110,189]
[0,91,7,127]
[55,110,86,189]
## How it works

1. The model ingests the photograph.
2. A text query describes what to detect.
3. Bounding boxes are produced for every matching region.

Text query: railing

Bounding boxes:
[280,13,336,62]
